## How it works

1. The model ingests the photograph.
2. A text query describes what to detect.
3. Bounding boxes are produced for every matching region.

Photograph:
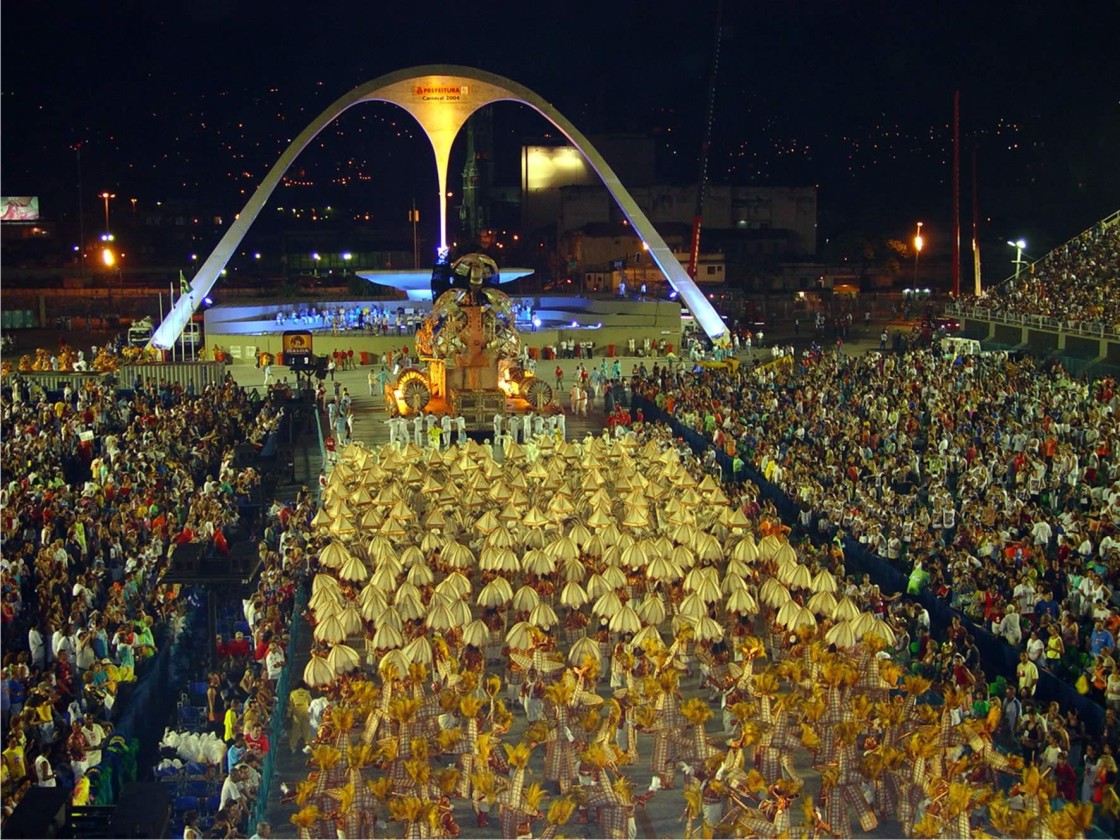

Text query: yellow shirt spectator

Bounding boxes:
[2,740,26,781]
[223,706,238,743]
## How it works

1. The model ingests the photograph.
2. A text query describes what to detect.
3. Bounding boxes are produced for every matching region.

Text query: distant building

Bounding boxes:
[520,136,816,290]
[563,222,726,295]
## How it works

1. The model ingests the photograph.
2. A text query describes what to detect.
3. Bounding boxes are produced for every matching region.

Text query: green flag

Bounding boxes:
[179,270,192,297]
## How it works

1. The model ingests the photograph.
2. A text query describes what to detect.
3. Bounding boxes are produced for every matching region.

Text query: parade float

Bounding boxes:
[384,254,554,430]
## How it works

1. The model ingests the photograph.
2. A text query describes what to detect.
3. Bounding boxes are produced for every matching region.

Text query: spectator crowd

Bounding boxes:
[980,218,1120,333]
[630,341,1119,815]
[0,373,281,829]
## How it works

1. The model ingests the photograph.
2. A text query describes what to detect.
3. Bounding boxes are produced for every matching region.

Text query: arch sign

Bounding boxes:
[151,66,729,349]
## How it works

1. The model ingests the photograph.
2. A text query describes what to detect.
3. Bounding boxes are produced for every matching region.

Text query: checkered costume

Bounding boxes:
[486,629,504,663]
[498,764,538,840]
[757,698,796,783]
[732,796,793,839]
[598,636,612,672]
[929,705,967,779]
[902,755,933,836]
[362,682,394,745]
[582,774,635,839]
[855,649,892,699]
[307,761,341,838]
[817,685,849,759]
[821,741,878,836]
[335,766,378,838]
[975,737,1017,775]
[649,691,685,785]
[543,702,577,791]
[416,692,442,741]
[499,807,537,839]
[455,716,480,798]
[678,719,718,767]
[872,770,903,824]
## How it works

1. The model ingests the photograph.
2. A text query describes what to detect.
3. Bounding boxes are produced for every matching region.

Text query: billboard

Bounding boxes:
[0,197,39,222]
[521,147,595,191]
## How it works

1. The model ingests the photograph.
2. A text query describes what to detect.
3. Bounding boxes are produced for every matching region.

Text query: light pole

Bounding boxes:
[913,221,924,285]
[408,201,420,269]
[1007,239,1027,279]
[99,192,116,234]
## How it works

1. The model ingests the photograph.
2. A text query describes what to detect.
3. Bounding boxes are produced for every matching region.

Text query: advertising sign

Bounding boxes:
[411,84,470,102]
[282,330,313,367]
[0,196,39,222]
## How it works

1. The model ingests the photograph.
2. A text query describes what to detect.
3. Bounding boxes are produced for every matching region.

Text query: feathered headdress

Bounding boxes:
[904,729,939,760]
[523,781,547,814]
[681,697,714,726]
[388,696,421,724]
[739,635,766,661]
[310,744,343,768]
[799,722,821,752]
[751,670,781,697]
[503,741,533,770]
[326,781,355,814]
[366,776,394,803]
[1046,801,1095,839]
[901,674,933,698]
[435,728,461,753]
[290,805,322,830]
[545,796,577,826]
[581,743,611,770]
[435,767,460,796]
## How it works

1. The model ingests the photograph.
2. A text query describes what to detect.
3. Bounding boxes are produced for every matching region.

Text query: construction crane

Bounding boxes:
[687,0,723,280]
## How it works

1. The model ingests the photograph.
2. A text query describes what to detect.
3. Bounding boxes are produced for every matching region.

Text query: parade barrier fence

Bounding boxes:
[250,579,309,831]
[7,362,226,397]
[630,394,1107,736]
[245,405,320,828]
[6,370,114,393]
[120,361,227,393]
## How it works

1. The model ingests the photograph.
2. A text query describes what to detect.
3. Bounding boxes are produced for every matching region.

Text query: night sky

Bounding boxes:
[2,0,1118,260]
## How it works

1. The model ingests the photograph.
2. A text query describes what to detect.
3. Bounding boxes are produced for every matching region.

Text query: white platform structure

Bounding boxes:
[150,66,729,350]
[356,267,534,301]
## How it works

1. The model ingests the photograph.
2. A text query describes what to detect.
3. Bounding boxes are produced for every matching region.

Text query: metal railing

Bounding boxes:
[120,361,227,392]
[5,370,114,393]
[945,301,1119,340]
[312,400,328,504]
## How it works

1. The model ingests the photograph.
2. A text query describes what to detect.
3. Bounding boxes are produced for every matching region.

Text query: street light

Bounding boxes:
[1007,239,1027,279]
[99,192,116,233]
[913,221,924,284]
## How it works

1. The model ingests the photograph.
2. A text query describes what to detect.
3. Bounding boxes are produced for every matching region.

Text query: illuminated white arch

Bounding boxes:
[152,65,728,348]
